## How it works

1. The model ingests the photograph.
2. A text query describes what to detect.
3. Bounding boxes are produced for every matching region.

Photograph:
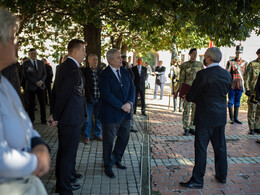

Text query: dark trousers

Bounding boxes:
[27,88,46,123]
[45,82,52,105]
[55,123,81,195]
[191,125,227,184]
[134,88,145,113]
[102,119,130,168]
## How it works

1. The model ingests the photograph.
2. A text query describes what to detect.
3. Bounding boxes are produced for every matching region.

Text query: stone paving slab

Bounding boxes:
[33,108,146,195]
[147,85,260,195]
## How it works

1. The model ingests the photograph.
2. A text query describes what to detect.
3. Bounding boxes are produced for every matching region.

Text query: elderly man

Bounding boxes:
[81,54,102,144]
[180,47,231,189]
[99,48,135,178]
[154,60,166,100]
[0,8,50,194]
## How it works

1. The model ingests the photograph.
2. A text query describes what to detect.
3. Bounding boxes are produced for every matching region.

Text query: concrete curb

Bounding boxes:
[141,114,151,195]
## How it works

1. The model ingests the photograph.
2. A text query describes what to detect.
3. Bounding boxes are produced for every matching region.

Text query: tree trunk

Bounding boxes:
[111,34,122,50]
[121,42,127,55]
[83,23,101,66]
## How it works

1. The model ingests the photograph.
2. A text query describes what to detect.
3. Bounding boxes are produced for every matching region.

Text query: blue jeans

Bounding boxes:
[228,89,243,107]
[83,99,102,138]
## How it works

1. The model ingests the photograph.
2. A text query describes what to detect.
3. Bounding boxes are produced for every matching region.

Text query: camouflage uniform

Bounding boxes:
[179,60,204,130]
[171,65,182,112]
[244,59,260,131]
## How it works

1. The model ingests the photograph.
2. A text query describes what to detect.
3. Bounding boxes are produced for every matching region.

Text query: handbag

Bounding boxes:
[0,175,47,195]
[156,77,161,85]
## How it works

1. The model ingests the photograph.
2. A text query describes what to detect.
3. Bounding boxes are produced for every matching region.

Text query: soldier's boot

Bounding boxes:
[173,98,177,112]
[234,107,242,124]
[248,129,255,135]
[179,98,183,112]
[228,107,234,124]
[183,129,189,136]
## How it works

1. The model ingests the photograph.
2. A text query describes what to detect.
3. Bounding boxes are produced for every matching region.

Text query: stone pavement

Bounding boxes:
[147,84,260,195]
[34,108,147,195]
[33,81,260,195]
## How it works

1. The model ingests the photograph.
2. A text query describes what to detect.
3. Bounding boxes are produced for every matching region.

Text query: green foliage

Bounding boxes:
[0,0,259,62]
[143,52,156,69]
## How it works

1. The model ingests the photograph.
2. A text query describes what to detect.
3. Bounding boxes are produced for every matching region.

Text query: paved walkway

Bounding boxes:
[147,84,260,195]
[33,82,260,194]
[34,110,147,194]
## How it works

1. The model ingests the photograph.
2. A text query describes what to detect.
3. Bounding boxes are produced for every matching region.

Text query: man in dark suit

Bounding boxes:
[99,48,135,178]
[180,47,232,189]
[47,39,86,194]
[81,54,102,144]
[23,48,46,124]
[42,58,53,106]
[132,57,147,116]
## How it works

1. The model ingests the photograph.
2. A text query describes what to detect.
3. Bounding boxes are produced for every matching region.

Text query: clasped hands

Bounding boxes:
[121,102,131,113]
[36,81,43,87]
[46,115,58,127]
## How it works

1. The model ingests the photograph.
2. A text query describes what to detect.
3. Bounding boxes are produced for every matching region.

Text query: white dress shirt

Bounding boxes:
[0,74,40,183]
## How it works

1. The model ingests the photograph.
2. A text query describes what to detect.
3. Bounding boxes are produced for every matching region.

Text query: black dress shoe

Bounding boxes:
[115,162,127,169]
[215,176,226,184]
[183,129,189,136]
[130,129,138,133]
[142,113,147,116]
[72,173,83,179]
[104,168,115,178]
[234,119,242,124]
[249,129,255,135]
[71,184,81,191]
[70,177,79,184]
[189,129,195,135]
[179,180,203,189]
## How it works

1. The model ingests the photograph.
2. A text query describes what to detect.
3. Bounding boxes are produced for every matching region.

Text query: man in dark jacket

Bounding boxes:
[48,39,86,194]
[180,47,232,189]
[81,54,102,144]
[132,57,147,116]
[23,48,47,124]
[42,58,53,106]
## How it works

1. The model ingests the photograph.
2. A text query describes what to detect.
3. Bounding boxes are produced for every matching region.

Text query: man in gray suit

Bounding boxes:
[154,60,166,100]
[23,48,47,124]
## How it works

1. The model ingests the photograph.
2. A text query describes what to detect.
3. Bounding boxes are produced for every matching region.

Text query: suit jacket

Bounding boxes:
[155,66,166,84]
[81,66,101,104]
[99,66,135,123]
[51,58,86,125]
[44,64,53,84]
[2,62,21,95]
[23,59,46,91]
[132,65,147,91]
[186,65,231,128]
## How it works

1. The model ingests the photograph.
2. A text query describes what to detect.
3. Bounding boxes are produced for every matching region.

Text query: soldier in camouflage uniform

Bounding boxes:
[244,48,260,135]
[170,61,182,112]
[179,48,204,136]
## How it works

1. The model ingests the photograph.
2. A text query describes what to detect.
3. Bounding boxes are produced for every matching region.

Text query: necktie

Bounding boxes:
[116,69,123,87]
[33,60,37,70]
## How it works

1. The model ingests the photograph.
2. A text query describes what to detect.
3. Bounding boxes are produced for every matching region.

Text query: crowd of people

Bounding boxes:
[1,7,260,195]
